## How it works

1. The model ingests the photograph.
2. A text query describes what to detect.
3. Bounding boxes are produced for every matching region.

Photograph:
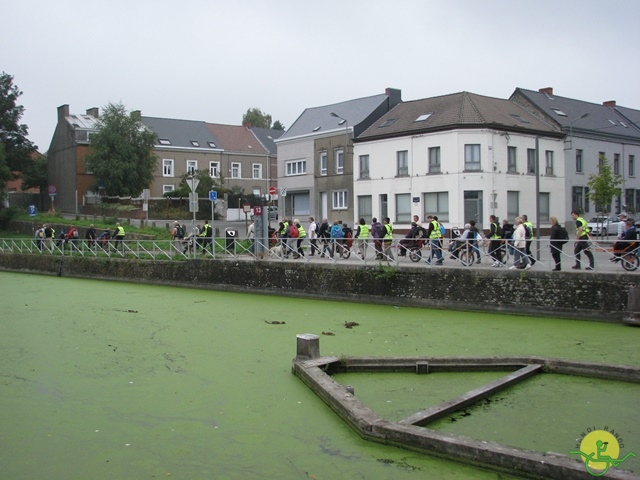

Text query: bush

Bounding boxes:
[0,207,20,229]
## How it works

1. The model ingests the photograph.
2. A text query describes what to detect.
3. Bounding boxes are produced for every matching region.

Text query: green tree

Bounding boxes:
[20,152,48,193]
[272,120,285,131]
[0,144,12,204]
[242,108,272,129]
[587,154,622,234]
[85,103,158,197]
[0,72,34,173]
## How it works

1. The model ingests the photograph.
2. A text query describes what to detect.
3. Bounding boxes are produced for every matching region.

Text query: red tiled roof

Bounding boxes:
[206,123,268,154]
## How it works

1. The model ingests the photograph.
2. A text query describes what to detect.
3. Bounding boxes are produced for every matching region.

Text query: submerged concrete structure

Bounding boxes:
[292,334,640,479]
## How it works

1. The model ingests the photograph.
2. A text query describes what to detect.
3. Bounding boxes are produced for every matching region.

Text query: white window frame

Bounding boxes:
[252,163,262,179]
[209,161,220,178]
[320,152,328,176]
[397,150,409,176]
[428,147,441,174]
[359,154,370,179]
[336,149,344,175]
[162,185,175,194]
[286,160,307,176]
[231,162,241,179]
[163,159,174,177]
[186,160,197,176]
[464,144,481,171]
[332,190,348,210]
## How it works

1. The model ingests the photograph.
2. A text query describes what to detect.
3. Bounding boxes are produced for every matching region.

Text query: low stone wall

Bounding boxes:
[1,253,639,322]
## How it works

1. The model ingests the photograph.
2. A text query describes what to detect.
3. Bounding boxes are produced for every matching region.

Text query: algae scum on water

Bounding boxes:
[0,272,638,479]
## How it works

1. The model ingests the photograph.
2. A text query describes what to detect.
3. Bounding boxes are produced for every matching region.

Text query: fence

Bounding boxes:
[1,236,637,272]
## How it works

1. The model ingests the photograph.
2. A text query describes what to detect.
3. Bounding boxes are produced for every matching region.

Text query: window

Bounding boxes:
[539,192,550,222]
[572,187,587,213]
[186,160,197,176]
[397,150,409,176]
[158,138,171,145]
[359,155,370,179]
[396,193,411,223]
[209,162,219,178]
[357,195,372,222]
[286,160,306,176]
[507,146,517,173]
[584,187,590,212]
[162,185,175,194]
[626,189,636,213]
[332,190,348,209]
[551,108,567,117]
[231,162,241,178]
[507,191,519,220]
[527,149,536,174]
[163,159,174,177]
[380,194,388,220]
[252,163,262,179]
[379,118,397,128]
[415,113,433,122]
[614,153,620,174]
[630,155,636,176]
[423,192,449,223]
[545,151,554,175]
[207,141,217,148]
[190,140,200,147]
[576,149,583,173]
[428,147,441,174]
[319,152,328,176]
[464,144,481,171]
[336,149,344,175]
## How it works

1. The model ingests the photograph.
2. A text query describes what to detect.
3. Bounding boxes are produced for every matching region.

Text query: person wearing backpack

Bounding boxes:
[571,210,594,270]
[370,217,384,260]
[488,215,503,267]
[549,216,565,271]
[330,220,344,258]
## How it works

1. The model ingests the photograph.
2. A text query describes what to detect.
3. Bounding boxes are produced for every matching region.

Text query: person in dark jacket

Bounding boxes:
[549,216,564,271]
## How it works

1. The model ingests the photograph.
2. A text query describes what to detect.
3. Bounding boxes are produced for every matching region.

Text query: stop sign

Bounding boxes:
[269,186,276,195]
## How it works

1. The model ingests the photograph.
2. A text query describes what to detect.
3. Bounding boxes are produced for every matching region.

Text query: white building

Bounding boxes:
[352,92,566,232]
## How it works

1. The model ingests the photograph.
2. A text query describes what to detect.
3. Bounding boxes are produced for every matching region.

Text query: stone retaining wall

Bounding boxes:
[1,253,639,322]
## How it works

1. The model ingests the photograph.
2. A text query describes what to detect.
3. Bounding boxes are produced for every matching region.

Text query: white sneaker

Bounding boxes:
[524,264,531,270]
[508,265,516,270]
[491,262,498,267]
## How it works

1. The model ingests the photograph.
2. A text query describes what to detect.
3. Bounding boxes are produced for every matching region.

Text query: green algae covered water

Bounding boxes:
[0,272,638,479]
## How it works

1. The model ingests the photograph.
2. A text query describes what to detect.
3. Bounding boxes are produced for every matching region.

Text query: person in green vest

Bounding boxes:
[113,222,125,253]
[383,217,394,260]
[354,217,370,259]
[521,214,535,266]
[571,210,594,270]
[294,219,306,258]
[488,214,504,267]
[425,214,443,265]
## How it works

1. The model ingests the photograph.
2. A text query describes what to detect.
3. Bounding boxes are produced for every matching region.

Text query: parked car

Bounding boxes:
[586,216,619,236]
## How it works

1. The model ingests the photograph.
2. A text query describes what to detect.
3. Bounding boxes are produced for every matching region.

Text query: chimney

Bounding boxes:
[86,107,99,118]
[385,87,402,108]
[539,87,553,96]
[603,100,616,107]
[57,104,69,122]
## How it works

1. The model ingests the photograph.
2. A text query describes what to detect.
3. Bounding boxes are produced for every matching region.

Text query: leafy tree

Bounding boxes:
[586,154,622,234]
[0,144,12,204]
[242,108,272,129]
[0,72,34,173]
[85,103,158,197]
[20,152,48,193]
[272,120,285,131]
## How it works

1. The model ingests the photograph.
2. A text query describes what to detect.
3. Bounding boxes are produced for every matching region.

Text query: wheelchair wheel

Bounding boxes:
[340,247,351,260]
[459,250,475,267]
[621,253,639,271]
[409,249,422,262]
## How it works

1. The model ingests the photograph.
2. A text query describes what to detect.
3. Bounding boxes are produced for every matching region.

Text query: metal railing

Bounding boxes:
[0,236,637,272]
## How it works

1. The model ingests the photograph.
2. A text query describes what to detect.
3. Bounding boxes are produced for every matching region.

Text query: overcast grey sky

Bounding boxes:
[4,0,640,151]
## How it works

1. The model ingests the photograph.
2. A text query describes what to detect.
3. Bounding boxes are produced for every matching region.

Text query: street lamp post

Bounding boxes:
[567,113,590,150]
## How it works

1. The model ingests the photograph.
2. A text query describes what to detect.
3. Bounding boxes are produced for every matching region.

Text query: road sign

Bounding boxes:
[242,203,252,213]
[48,184,57,195]
[254,206,262,215]
[209,190,218,201]
[269,186,276,196]
[28,205,36,217]
[189,192,199,213]
[281,187,287,197]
